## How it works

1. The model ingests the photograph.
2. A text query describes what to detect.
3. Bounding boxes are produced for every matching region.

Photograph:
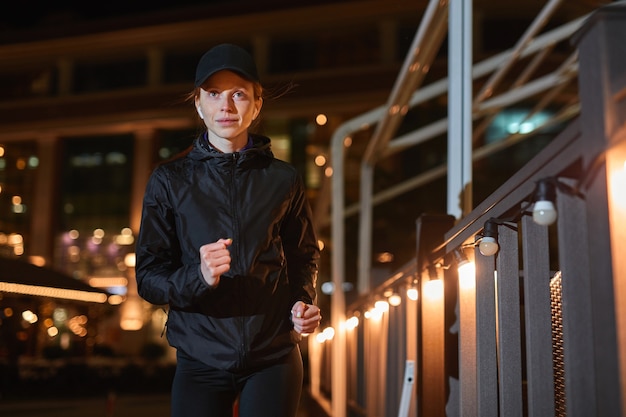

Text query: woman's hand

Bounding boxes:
[199,238,232,288]
[291,301,322,335]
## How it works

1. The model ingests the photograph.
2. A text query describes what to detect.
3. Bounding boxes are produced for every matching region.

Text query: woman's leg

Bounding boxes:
[237,347,304,417]
[171,352,238,417]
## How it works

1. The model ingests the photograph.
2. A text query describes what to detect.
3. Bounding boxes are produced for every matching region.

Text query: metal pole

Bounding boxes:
[330,128,348,417]
[448,0,473,219]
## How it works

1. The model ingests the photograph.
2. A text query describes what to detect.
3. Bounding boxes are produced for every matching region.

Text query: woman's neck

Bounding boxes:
[207,132,248,153]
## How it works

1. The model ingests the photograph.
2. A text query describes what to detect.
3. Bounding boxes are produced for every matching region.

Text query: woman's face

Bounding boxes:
[195,70,262,147]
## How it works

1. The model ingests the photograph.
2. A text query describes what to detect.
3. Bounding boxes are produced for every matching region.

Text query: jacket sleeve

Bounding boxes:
[281,175,320,306]
[135,167,211,308]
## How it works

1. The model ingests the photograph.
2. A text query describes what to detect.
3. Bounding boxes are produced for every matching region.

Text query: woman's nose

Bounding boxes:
[219,95,234,111]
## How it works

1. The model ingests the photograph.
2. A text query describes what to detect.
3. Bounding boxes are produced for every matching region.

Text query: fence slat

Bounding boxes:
[496,225,523,417]
[475,251,498,416]
[556,181,596,417]
[521,215,556,417]
[458,248,478,417]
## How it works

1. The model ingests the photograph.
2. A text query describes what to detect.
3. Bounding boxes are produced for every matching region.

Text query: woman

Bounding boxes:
[135,43,322,417]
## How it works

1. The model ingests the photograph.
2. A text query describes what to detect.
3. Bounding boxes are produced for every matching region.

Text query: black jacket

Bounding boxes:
[135,133,319,371]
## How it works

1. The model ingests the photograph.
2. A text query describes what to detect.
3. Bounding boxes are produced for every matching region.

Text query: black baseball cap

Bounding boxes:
[194,44,260,87]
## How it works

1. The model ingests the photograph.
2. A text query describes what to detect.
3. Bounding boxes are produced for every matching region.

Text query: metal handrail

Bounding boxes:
[323,13,587,223]
[322,3,592,416]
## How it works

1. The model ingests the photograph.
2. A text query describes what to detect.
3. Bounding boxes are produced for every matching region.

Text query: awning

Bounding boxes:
[0,257,110,304]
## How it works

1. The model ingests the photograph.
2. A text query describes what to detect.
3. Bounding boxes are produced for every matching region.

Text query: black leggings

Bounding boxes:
[171,346,303,417]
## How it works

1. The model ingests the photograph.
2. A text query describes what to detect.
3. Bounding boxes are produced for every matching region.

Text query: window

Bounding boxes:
[156,128,198,162]
[163,51,199,85]
[0,68,57,100]
[74,58,147,92]
[59,135,133,232]
[0,141,38,257]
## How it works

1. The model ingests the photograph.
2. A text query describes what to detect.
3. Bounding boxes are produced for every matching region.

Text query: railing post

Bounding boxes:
[474,241,498,416]
[574,3,626,416]
[520,215,555,417]
[555,178,595,417]
[495,225,523,417]
[415,214,456,417]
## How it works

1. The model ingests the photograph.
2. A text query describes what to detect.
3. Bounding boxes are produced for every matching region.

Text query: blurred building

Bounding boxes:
[0,0,422,360]
[0,0,607,361]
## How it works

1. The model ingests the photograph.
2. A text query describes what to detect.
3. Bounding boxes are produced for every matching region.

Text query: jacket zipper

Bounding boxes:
[231,152,248,368]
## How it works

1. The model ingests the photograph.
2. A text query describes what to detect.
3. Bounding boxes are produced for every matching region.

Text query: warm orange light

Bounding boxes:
[424,279,444,300]
[315,114,328,126]
[388,293,402,306]
[606,146,626,383]
[458,261,476,290]
[120,296,144,330]
[314,155,327,166]
[609,159,626,208]
[345,316,359,330]
[0,282,108,303]
[29,256,46,267]
[88,277,128,288]
[406,287,419,301]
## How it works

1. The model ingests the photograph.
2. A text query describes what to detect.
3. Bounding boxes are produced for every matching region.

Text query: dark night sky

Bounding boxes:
[1,0,353,36]
[0,1,266,44]
[3,1,219,27]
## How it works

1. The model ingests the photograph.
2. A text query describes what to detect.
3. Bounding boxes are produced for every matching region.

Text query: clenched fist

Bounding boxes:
[199,238,232,288]
[291,301,322,335]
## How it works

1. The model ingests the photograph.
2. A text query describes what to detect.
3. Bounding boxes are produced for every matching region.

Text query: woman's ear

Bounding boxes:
[195,98,204,119]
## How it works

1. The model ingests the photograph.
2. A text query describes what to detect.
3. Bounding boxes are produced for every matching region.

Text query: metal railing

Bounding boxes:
[311,1,626,416]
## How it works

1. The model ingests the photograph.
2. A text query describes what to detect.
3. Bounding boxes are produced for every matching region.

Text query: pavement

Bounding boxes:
[0,394,170,417]
[0,390,329,417]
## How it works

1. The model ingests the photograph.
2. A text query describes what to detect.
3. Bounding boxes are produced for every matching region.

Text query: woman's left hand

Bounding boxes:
[291,301,322,335]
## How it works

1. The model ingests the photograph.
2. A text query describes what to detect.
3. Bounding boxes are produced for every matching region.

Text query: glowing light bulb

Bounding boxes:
[533,200,557,226]
[388,293,402,306]
[479,236,499,256]
[533,179,557,226]
[406,287,418,301]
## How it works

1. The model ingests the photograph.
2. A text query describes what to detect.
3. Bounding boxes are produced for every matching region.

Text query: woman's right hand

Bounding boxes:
[199,238,232,288]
